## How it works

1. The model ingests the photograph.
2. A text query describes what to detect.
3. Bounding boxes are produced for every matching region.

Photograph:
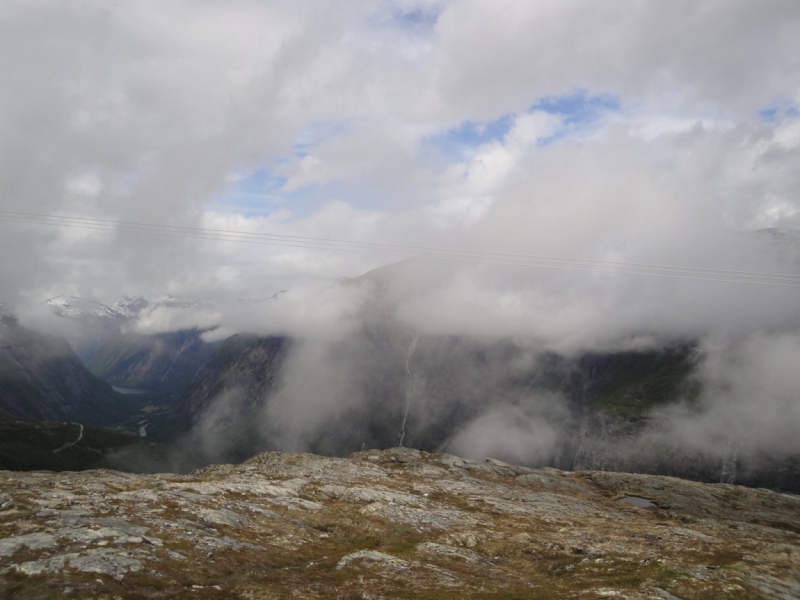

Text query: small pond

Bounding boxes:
[616,496,657,509]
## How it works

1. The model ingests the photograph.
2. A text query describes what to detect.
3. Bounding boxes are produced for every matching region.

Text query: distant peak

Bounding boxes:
[151,295,216,309]
[112,295,150,316]
[44,293,218,321]
[46,296,128,321]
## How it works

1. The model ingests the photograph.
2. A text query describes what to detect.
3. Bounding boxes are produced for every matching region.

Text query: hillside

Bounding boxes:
[146,325,800,492]
[87,329,219,398]
[1,448,798,598]
[4,293,795,492]
[148,334,288,461]
[0,411,198,473]
[149,324,694,465]
[0,314,144,425]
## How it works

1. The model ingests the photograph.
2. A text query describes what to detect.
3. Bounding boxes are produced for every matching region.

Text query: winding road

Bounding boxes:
[53,423,84,453]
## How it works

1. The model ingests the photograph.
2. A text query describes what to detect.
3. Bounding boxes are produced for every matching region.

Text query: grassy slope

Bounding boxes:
[0,411,198,473]
[582,346,699,418]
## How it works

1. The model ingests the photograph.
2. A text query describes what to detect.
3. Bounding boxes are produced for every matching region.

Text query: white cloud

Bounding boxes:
[5,0,800,466]
[431,0,800,119]
[132,306,223,336]
[0,0,798,354]
[446,403,565,464]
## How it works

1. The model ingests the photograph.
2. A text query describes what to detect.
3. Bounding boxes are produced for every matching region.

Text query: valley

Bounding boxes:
[2,295,798,494]
[0,283,797,500]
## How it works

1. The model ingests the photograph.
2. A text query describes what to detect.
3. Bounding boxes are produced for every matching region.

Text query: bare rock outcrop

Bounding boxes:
[1,448,798,598]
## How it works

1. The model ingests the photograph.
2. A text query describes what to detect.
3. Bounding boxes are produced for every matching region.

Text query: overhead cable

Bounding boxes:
[1,209,799,288]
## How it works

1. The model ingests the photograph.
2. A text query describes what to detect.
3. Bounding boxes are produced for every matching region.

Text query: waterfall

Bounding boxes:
[398,333,420,447]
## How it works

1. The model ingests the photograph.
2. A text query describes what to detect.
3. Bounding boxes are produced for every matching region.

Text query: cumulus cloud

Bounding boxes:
[2,1,800,467]
[200,280,370,342]
[432,0,800,118]
[131,305,223,336]
[2,1,799,310]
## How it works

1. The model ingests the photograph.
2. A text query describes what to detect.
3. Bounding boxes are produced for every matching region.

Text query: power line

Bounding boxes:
[3,210,797,286]
[1,209,799,288]
[4,209,799,281]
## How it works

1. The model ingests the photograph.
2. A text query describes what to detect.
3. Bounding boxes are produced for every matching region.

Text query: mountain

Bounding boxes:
[149,334,288,461]
[168,334,287,421]
[26,274,800,492]
[0,312,144,425]
[110,295,150,316]
[45,295,146,320]
[151,318,800,492]
[87,329,219,397]
[46,294,214,321]
[150,316,686,464]
[1,448,798,598]
[44,295,147,361]
[43,294,214,361]
[148,295,216,310]
[0,294,222,435]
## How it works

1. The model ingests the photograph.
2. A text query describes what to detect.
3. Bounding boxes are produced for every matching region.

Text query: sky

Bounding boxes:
[3,0,800,466]
[1,0,799,350]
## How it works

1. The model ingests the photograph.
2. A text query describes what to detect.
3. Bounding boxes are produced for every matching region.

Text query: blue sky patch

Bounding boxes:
[394,6,440,29]
[532,91,620,146]
[532,91,620,125]
[426,91,620,159]
[760,103,799,123]
[368,2,441,34]
[213,167,289,217]
[760,107,780,123]
[426,114,516,160]
[293,121,351,157]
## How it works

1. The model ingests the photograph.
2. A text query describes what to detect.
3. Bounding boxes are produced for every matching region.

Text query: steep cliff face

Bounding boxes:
[150,326,800,491]
[149,323,696,466]
[169,334,288,422]
[571,409,800,492]
[87,329,219,396]
[146,334,289,460]
[1,448,798,598]
[0,315,141,425]
[569,348,713,479]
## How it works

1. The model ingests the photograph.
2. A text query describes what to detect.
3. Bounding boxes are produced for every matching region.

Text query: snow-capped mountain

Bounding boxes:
[46,296,131,321]
[110,296,150,317]
[148,295,216,310]
[44,295,215,361]
[45,295,214,322]
[234,292,286,305]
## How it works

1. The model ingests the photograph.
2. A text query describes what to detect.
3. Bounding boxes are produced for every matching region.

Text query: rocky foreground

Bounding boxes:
[1,449,799,599]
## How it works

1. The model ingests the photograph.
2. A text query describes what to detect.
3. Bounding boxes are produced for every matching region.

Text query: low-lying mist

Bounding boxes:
[162,255,800,489]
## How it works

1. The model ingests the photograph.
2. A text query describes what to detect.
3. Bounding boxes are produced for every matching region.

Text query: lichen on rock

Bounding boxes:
[1,449,798,598]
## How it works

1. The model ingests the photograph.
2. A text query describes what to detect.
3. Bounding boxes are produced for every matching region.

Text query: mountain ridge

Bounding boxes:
[0,313,142,425]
